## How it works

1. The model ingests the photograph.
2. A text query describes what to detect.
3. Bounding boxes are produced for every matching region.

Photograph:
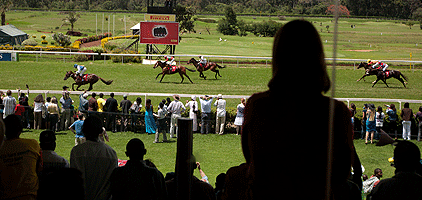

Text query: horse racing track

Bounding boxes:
[1,61,422,104]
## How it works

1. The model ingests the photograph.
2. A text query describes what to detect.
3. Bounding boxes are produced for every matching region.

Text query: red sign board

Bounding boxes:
[140,21,179,45]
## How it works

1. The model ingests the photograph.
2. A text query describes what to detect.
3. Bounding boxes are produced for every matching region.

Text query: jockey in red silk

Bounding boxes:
[367,59,389,71]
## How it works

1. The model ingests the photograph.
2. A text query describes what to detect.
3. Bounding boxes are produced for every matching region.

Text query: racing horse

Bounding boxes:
[372,69,408,88]
[64,71,113,91]
[187,58,225,80]
[153,61,196,83]
[356,62,379,82]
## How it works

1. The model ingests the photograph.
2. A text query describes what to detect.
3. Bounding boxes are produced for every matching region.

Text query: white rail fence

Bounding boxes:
[1,89,420,110]
[1,50,422,69]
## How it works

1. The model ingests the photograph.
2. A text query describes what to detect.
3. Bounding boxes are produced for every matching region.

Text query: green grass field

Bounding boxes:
[2,11,422,189]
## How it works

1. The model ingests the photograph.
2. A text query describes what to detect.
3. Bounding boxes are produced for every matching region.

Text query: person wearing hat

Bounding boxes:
[39,130,69,173]
[73,64,87,80]
[167,95,186,138]
[185,95,199,132]
[214,94,226,135]
[110,138,167,200]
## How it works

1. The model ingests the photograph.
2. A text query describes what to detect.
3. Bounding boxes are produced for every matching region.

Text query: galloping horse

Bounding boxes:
[153,61,196,83]
[187,58,225,79]
[356,62,379,82]
[372,69,408,88]
[64,71,113,91]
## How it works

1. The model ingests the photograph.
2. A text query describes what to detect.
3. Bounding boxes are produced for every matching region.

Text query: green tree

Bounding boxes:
[62,11,80,32]
[217,6,238,35]
[175,5,196,33]
[0,0,12,26]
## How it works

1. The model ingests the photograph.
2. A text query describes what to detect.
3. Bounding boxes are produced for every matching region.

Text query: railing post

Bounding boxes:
[175,118,193,200]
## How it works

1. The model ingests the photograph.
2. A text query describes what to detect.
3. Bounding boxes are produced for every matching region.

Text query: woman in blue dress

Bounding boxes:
[365,104,376,144]
[145,99,157,134]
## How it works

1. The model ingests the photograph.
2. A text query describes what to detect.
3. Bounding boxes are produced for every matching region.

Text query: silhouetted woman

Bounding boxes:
[224,20,359,200]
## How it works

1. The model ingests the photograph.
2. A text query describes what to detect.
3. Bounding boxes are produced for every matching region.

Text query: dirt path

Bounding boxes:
[80,40,101,48]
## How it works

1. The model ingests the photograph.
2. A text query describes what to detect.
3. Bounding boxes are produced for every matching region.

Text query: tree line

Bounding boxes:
[6,0,422,19]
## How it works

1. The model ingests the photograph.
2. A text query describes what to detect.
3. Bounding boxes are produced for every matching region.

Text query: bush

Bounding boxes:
[22,38,38,46]
[74,54,88,62]
[66,31,82,36]
[52,32,71,47]
[110,49,142,63]
[248,20,282,37]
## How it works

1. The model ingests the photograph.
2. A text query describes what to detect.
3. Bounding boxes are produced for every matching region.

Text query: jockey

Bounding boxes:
[164,55,175,66]
[199,56,207,68]
[73,64,87,79]
[368,59,389,71]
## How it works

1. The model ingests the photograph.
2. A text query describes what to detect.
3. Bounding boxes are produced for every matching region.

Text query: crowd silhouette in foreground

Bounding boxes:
[1,20,422,200]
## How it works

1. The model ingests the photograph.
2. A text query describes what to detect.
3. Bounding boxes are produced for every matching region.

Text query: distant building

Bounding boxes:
[0,25,28,45]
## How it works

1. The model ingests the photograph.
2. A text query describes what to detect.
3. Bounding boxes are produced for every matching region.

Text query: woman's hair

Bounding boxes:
[269,20,330,94]
[34,94,44,103]
[146,99,151,108]
[404,102,410,108]
[390,104,396,111]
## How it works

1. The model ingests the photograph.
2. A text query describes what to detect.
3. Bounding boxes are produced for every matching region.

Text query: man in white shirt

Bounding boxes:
[70,115,118,200]
[166,95,185,138]
[214,94,226,135]
[199,95,214,134]
[3,90,16,119]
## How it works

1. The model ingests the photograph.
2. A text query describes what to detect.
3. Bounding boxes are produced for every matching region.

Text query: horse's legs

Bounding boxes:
[88,83,93,91]
[159,74,166,83]
[218,70,222,77]
[71,83,76,91]
[372,79,380,87]
[214,70,220,79]
[381,79,389,88]
[200,72,206,79]
[185,73,194,84]
[397,77,407,88]
[179,73,185,83]
[156,72,163,80]
[357,74,367,82]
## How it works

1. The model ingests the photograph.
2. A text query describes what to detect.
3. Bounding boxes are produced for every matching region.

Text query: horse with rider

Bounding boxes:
[357,59,408,88]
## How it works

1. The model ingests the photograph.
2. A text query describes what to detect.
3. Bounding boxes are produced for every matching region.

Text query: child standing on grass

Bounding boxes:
[70,114,85,146]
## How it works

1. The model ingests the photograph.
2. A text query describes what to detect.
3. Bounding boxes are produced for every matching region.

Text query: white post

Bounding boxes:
[124,15,127,37]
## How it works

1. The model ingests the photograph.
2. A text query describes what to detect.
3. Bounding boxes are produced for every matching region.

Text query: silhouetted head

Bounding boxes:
[269,20,330,95]
[82,115,103,141]
[4,115,23,140]
[125,138,146,161]
[394,141,421,173]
